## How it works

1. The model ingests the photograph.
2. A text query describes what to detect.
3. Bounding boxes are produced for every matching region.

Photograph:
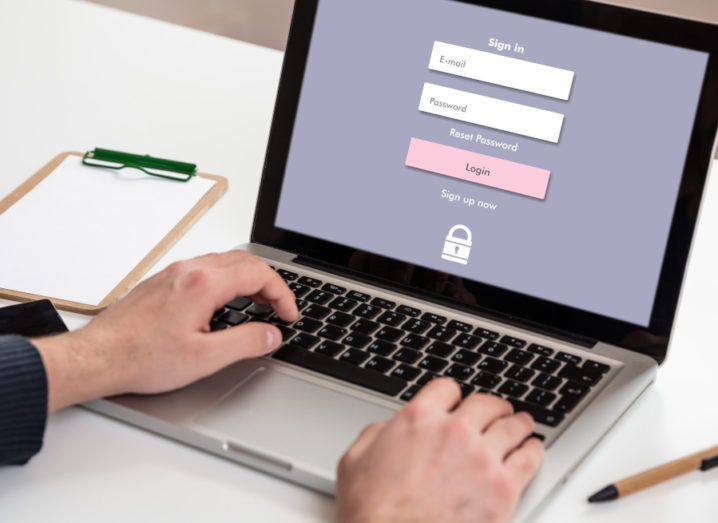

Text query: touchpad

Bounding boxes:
[195,367,397,472]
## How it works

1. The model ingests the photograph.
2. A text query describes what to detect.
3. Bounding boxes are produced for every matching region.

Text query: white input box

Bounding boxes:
[429,41,575,101]
[418,82,565,143]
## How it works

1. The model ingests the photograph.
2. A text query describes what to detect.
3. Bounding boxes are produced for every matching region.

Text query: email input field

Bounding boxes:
[429,41,575,101]
[418,82,565,143]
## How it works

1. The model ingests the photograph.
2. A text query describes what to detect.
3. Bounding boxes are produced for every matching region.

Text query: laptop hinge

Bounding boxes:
[294,255,597,349]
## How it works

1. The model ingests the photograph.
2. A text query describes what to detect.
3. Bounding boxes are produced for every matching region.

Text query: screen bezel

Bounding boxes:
[252,0,718,363]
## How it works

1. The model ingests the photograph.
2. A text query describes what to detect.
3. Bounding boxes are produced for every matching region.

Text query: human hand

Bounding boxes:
[337,379,543,523]
[33,251,298,412]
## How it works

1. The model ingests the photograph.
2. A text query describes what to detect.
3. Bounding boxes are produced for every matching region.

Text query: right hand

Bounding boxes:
[336,379,544,523]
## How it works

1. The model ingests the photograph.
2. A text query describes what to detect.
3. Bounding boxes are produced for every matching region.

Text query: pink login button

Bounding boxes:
[405,138,551,200]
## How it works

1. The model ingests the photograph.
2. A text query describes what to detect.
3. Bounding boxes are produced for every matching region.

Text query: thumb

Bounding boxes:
[204,322,282,370]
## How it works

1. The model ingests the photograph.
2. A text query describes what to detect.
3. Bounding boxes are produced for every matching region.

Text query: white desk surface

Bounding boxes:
[0,1,717,521]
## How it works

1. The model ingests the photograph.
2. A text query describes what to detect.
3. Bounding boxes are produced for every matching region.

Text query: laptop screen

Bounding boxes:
[274,0,710,327]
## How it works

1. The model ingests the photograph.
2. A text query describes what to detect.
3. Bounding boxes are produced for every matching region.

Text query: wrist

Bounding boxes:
[32,328,127,412]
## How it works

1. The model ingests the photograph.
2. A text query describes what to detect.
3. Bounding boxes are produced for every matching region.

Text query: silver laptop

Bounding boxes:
[86,0,718,520]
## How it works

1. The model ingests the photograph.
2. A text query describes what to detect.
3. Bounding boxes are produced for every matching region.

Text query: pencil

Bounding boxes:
[588,444,718,502]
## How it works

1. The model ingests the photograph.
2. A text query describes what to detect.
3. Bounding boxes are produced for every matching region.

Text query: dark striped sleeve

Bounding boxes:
[0,335,48,465]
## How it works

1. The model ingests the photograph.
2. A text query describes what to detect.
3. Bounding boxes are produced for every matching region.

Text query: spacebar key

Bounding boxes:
[273,345,407,396]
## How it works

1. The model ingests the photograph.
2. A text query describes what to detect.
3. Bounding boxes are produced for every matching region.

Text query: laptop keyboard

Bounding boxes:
[210,267,613,433]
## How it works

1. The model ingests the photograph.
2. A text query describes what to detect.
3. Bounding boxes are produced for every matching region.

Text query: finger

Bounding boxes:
[201,321,282,371]
[453,393,513,432]
[203,262,298,321]
[504,437,544,489]
[410,377,462,412]
[483,412,535,459]
[346,421,387,460]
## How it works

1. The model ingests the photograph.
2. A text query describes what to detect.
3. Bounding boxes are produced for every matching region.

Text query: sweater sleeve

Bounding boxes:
[0,335,48,465]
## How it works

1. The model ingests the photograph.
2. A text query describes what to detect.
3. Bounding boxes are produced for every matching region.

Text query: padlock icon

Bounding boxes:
[441,225,472,265]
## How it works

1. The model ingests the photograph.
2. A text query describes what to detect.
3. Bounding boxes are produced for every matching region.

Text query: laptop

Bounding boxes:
[86,0,718,520]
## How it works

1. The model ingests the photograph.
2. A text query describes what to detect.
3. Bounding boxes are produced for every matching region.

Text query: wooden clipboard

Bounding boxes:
[0,151,228,315]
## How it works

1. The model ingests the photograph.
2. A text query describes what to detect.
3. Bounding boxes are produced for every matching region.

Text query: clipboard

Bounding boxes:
[0,151,228,315]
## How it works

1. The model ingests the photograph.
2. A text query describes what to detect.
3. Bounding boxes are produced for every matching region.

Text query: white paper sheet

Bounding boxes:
[0,156,216,305]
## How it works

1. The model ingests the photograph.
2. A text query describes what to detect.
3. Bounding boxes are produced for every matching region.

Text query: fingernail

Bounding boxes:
[266,328,280,352]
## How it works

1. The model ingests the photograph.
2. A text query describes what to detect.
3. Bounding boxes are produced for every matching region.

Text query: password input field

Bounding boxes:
[429,41,575,100]
[418,82,565,143]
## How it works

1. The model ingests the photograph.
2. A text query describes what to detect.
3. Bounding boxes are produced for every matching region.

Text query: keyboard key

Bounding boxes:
[368,340,398,357]
[288,282,311,297]
[400,334,430,350]
[315,341,344,357]
[532,373,562,391]
[505,349,534,365]
[226,297,252,311]
[400,385,421,401]
[498,380,529,398]
[556,352,582,365]
[527,343,555,357]
[352,318,380,334]
[322,283,346,295]
[328,297,359,312]
[427,325,457,342]
[558,365,602,386]
[525,388,556,407]
[294,317,323,333]
[446,363,475,381]
[296,299,309,311]
[397,305,421,317]
[421,312,446,324]
[478,341,509,358]
[582,360,611,374]
[504,365,536,383]
[219,310,248,326]
[355,304,382,319]
[298,276,322,288]
[426,341,455,358]
[559,381,589,399]
[454,333,482,350]
[474,327,500,340]
[318,324,347,341]
[447,320,473,332]
[416,371,439,386]
[375,326,403,342]
[508,399,564,427]
[391,364,422,381]
[418,355,450,373]
[554,396,581,414]
[273,345,407,396]
[306,290,333,305]
[291,333,320,349]
[393,348,422,364]
[500,335,527,348]
[276,325,295,341]
[326,311,354,327]
[457,382,475,398]
[346,290,371,302]
[478,357,508,374]
[245,303,273,318]
[531,356,562,374]
[451,349,481,366]
[277,269,298,281]
[343,332,372,349]
[403,318,431,334]
[340,349,371,365]
[210,320,228,331]
[303,304,331,320]
[365,356,395,374]
[377,311,407,327]
[269,313,292,326]
[471,371,501,389]
[371,297,396,309]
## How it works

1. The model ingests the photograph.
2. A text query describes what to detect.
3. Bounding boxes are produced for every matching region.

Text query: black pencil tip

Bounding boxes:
[588,484,619,503]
